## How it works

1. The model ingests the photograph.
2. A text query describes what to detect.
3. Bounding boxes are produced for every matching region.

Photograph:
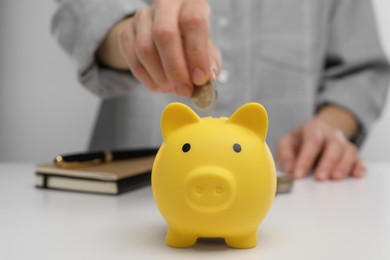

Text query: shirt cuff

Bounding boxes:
[52,0,148,98]
[316,82,380,147]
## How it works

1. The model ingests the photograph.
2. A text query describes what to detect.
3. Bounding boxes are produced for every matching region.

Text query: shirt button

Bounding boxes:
[217,69,229,84]
[217,16,229,28]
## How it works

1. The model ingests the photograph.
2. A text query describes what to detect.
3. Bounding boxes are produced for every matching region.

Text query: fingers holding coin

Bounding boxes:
[190,41,221,112]
[191,81,218,111]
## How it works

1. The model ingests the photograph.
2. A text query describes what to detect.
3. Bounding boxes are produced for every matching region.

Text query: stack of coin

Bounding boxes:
[276,175,294,195]
[191,81,217,111]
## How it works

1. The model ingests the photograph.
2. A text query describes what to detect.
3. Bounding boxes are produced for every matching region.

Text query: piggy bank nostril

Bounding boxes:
[215,186,223,195]
[195,186,203,194]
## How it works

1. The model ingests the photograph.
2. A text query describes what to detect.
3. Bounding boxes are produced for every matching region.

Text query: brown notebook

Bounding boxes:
[35,156,155,195]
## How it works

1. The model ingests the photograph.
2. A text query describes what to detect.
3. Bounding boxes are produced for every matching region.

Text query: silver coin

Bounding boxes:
[191,81,217,111]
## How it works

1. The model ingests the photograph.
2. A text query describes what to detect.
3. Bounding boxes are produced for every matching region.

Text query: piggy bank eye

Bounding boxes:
[233,143,241,153]
[182,143,191,152]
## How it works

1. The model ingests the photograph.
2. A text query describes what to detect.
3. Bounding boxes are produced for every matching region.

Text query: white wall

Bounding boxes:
[0,0,389,162]
[361,0,390,162]
[0,0,98,162]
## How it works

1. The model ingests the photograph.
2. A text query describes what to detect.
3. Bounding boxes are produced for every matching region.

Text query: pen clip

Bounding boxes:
[54,150,113,169]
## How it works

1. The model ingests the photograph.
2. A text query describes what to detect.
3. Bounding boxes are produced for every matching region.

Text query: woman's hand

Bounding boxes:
[276,105,366,181]
[97,0,221,97]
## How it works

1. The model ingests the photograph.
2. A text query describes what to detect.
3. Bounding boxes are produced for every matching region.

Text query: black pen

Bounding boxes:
[54,148,158,168]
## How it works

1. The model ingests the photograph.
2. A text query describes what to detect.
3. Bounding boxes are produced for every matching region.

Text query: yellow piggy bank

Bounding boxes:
[152,102,276,249]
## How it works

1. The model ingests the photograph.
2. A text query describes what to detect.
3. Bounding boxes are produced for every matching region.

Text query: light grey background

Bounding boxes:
[0,0,389,163]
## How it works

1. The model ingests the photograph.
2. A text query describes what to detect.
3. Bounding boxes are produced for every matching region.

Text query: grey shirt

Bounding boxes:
[52,0,389,155]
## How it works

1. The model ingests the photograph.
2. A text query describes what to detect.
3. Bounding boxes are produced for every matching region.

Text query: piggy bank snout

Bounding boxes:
[185,167,236,211]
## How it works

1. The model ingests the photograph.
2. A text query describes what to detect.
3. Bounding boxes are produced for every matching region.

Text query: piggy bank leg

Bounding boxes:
[225,230,258,249]
[166,228,197,248]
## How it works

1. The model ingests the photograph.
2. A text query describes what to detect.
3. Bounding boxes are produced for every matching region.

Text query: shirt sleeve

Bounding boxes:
[316,0,390,146]
[51,0,149,98]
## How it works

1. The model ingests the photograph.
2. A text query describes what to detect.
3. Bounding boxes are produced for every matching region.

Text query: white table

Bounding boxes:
[0,163,389,260]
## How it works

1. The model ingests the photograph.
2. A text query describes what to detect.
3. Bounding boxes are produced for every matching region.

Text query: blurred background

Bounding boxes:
[0,0,389,163]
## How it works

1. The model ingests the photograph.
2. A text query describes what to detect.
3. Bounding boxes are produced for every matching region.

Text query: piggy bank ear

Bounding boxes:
[227,103,268,141]
[161,102,200,141]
